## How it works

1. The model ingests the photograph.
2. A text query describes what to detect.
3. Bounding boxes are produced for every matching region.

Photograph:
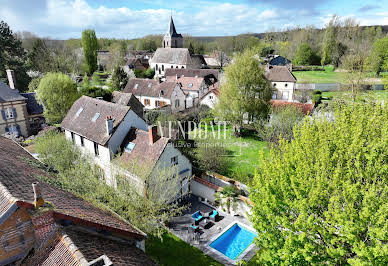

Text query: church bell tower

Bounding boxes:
[163,16,183,48]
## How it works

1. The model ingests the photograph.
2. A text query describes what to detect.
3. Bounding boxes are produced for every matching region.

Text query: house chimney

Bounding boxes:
[32,182,44,208]
[6,69,17,90]
[148,125,158,144]
[106,116,114,135]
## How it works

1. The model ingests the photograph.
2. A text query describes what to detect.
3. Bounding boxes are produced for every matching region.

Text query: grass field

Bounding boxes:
[146,232,223,266]
[322,90,388,101]
[191,125,269,184]
[293,66,385,84]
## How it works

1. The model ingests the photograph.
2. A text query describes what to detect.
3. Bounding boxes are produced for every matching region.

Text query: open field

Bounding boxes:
[293,66,386,84]
[322,90,388,101]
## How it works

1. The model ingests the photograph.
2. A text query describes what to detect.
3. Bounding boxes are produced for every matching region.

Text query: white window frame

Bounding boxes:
[5,108,14,119]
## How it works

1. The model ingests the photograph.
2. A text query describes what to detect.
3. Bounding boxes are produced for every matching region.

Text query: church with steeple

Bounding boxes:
[149,16,207,79]
[163,17,183,48]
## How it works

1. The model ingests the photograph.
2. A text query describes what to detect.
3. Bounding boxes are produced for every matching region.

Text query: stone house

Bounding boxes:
[0,70,45,137]
[265,66,297,102]
[0,137,155,265]
[200,85,220,109]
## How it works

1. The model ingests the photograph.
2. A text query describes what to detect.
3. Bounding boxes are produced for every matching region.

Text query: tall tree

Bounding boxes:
[368,36,388,76]
[82,29,98,75]
[110,65,128,91]
[214,49,272,136]
[321,15,346,67]
[293,43,315,66]
[36,72,79,123]
[28,38,53,73]
[250,103,388,265]
[0,20,30,91]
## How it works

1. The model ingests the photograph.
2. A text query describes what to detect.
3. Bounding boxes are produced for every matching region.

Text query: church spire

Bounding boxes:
[163,15,183,48]
[167,16,181,37]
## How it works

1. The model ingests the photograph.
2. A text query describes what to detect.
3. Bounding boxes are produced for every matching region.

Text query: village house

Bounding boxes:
[61,96,192,198]
[0,70,44,137]
[149,17,207,79]
[123,78,186,110]
[200,84,220,109]
[265,65,297,102]
[165,68,219,85]
[0,137,155,266]
[167,76,209,108]
[268,55,292,71]
[112,90,145,118]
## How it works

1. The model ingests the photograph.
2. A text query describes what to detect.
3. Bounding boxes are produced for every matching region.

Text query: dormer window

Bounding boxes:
[134,84,139,89]
[160,90,164,96]
[188,83,193,88]
[92,113,100,122]
[148,83,153,88]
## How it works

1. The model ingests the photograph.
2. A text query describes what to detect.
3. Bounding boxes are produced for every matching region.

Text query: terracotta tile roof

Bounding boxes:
[175,77,204,91]
[119,128,169,176]
[123,79,159,97]
[61,96,130,146]
[270,100,314,115]
[0,137,146,239]
[265,66,297,82]
[24,226,157,266]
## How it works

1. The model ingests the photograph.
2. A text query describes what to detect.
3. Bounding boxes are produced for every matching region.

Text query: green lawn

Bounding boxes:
[191,126,269,184]
[146,232,223,266]
[293,66,384,84]
[322,90,388,101]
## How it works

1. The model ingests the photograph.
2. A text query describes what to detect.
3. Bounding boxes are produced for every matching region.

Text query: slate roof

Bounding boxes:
[119,128,169,176]
[164,68,219,80]
[0,137,146,240]
[61,96,130,146]
[123,79,159,97]
[0,80,26,102]
[167,16,182,38]
[150,48,192,65]
[265,66,297,82]
[21,92,44,115]
[269,55,291,66]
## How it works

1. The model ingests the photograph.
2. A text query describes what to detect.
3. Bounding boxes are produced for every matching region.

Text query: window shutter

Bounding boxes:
[16,125,21,136]
[1,109,5,120]
[12,108,17,119]
[5,126,9,133]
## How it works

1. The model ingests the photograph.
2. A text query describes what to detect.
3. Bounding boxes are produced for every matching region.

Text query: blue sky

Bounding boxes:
[0,0,387,39]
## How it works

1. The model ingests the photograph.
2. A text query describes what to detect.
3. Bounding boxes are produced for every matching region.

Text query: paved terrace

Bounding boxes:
[168,195,257,265]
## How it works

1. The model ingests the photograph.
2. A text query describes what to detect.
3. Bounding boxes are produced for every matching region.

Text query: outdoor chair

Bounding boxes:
[189,224,200,233]
[208,210,219,222]
[192,211,203,225]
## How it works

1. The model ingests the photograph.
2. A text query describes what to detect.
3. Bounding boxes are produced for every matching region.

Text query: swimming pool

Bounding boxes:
[209,223,257,260]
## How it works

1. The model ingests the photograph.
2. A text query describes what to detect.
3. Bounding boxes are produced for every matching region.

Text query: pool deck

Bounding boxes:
[168,195,257,265]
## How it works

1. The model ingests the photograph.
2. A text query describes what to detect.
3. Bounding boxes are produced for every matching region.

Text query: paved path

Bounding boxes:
[168,196,257,265]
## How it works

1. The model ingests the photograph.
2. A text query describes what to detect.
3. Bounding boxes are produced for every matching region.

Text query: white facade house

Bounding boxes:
[265,65,297,102]
[61,96,192,199]
[200,88,219,109]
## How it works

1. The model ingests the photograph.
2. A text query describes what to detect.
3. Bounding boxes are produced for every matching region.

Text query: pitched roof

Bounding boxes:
[167,16,182,38]
[265,66,297,82]
[164,68,219,80]
[175,76,204,91]
[123,79,159,97]
[0,137,146,239]
[269,55,291,66]
[21,92,44,115]
[124,79,177,98]
[0,80,26,102]
[201,88,220,100]
[24,226,157,266]
[61,96,130,146]
[119,128,169,176]
[112,91,135,106]
[150,48,192,65]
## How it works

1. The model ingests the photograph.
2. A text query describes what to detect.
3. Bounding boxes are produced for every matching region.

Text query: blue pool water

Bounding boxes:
[209,223,257,260]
